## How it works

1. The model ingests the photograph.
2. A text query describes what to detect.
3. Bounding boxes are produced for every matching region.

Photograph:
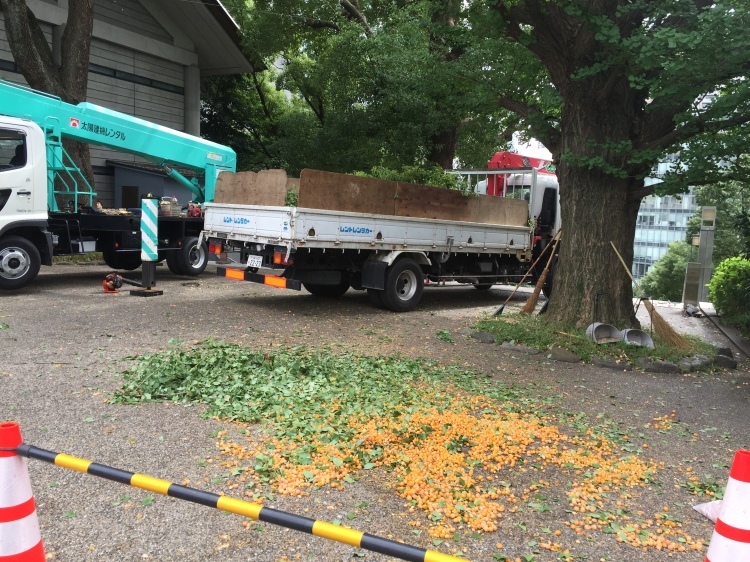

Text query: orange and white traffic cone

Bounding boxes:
[705,449,750,562]
[0,422,45,561]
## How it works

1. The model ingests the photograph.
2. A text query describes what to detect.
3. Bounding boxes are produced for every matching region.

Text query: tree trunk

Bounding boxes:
[427,126,458,169]
[1,0,95,187]
[544,88,645,328]
[545,163,641,328]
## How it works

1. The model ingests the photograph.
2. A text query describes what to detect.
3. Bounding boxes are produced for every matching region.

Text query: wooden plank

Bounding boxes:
[467,195,529,227]
[394,183,471,221]
[297,169,530,226]
[298,169,396,215]
[214,170,288,206]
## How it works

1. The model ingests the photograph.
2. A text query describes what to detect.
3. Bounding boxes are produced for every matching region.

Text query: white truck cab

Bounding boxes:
[0,118,50,288]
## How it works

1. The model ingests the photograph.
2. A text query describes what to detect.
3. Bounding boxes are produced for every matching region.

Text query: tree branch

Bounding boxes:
[640,113,750,153]
[628,184,654,202]
[252,73,275,124]
[302,18,339,32]
[340,0,371,36]
[496,96,561,154]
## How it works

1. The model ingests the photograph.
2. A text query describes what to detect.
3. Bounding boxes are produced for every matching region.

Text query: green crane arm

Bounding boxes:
[0,80,236,204]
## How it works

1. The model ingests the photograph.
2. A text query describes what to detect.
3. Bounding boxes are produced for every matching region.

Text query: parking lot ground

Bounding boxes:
[1,263,748,561]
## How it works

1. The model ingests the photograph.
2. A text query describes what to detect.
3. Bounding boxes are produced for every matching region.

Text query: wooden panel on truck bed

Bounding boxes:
[467,196,529,227]
[298,169,396,215]
[394,183,472,222]
[298,168,529,227]
[214,169,288,205]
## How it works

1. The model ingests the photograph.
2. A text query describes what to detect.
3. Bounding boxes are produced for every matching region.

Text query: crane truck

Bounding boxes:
[201,161,560,312]
[0,79,236,290]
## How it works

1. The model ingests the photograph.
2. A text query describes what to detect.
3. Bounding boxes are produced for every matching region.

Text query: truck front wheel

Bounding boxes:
[383,258,424,312]
[0,236,41,290]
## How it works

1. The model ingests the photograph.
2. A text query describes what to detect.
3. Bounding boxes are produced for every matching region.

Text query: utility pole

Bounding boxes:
[697,206,716,303]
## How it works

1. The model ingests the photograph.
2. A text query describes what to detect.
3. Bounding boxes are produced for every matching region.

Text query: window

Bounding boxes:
[0,129,27,171]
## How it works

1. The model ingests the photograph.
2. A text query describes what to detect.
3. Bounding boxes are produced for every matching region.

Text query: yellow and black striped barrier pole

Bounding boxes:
[15,444,465,562]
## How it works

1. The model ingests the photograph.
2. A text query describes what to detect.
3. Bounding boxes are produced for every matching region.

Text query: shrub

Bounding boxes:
[639,241,691,302]
[708,256,750,333]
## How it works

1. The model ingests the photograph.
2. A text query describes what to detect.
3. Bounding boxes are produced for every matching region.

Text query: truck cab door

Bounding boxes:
[0,127,35,226]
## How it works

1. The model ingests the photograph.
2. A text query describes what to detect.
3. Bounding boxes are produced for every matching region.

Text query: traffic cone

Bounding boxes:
[705,449,750,562]
[0,422,45,561]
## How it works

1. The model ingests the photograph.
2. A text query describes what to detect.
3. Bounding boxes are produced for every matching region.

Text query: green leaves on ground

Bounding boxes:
[113,340,524,447]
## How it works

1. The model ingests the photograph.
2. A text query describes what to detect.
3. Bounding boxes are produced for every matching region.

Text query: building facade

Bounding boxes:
[633,162,697,280]
[1,0,252,206]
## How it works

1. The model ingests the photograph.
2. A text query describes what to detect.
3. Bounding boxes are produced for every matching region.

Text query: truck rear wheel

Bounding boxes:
[383,258,424,312]
[176,237,208,276]
[102,247,142,271]
[0,236,41,290]
[303,281,350,298]
[165,250,184,275]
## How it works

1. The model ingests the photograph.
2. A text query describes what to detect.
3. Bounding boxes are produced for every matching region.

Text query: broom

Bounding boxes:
[494,230,562,315]
[520,231,561,314]
[610,241,692,350]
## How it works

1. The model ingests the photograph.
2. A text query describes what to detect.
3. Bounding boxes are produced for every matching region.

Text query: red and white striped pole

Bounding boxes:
[705,449,750,562]
[0,422,45,561]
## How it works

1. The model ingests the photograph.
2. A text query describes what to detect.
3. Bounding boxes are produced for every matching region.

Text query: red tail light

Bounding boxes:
[209,243,222,255]
[273,250,290,265]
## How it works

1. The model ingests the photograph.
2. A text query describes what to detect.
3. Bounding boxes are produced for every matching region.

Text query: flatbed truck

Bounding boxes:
[203,167,560,312]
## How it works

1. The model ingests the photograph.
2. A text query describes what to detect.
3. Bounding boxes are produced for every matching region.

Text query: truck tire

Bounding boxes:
[176,237,208,276]
[473,282,495,290]
[165,250,184,275]
[0,236,41,290]
[102,247,142,271]
[303,281,350,298]
[382,258,424,312]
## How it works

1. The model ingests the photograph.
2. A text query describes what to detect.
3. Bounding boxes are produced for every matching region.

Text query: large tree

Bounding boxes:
[1,0,95,185]
[483,0,750,326]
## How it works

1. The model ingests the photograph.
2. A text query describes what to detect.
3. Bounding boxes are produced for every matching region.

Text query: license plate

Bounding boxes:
[246,255,263,269]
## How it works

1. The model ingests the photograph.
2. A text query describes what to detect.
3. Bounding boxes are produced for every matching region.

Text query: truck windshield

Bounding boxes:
[0,129,26,170]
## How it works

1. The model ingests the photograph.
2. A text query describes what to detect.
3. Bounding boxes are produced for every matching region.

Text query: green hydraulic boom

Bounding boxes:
[0,79,236,210]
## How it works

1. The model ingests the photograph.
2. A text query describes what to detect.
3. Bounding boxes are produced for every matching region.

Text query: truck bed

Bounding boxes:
[203,203,532,254]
